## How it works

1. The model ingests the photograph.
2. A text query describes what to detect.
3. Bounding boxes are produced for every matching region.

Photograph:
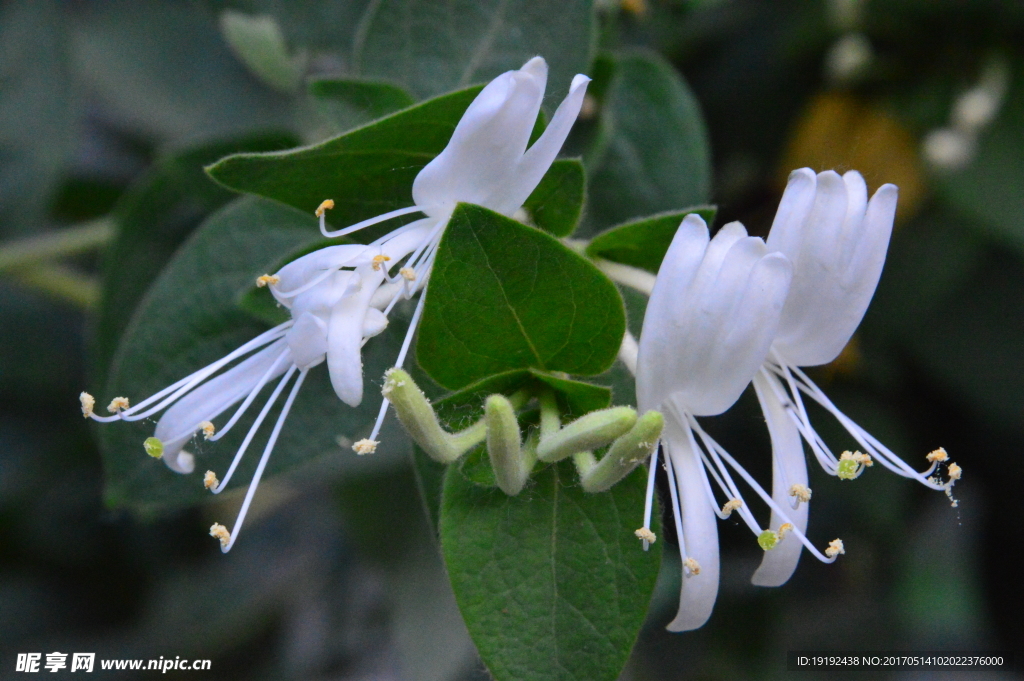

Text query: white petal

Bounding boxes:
[750,371,808,587]
[663,414,720,632]
[490,73,591,216]
[154,339,290,471]
[412,58,547,218]
[765,168,817,258]
[326,266,384,407]
[285,312,328,370]
[272,244,368,301]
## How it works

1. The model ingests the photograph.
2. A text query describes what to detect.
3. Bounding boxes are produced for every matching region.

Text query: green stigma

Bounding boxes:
[757,530,778,551]
[143,437,164,459]
[837,458,859,479]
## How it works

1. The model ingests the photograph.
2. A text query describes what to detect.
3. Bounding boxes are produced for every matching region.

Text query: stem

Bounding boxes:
[8,263,100,308]
[0,219,114,272]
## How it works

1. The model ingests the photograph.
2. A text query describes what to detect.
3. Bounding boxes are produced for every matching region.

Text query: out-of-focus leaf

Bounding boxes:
[586,206,717,273]
[353,0,596,101]
[100,197,407,513]
[207,87,482,243]
[220,10,305,94]
[0,285,83,401]
[308,78,416,129]
[0,0,74,237]
[584,50,711,233]
[522,159,587,237]
[93,134,299,385]
[417,204,626,389]
[71,0,294,146]
[440,458,660,681]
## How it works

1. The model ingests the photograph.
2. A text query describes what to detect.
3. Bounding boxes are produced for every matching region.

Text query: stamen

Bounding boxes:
[635,527,657,544]
[721,498,743,517]
[210,523,230,549]
[400,267,416,281]
[837,450,871,479]
[778,522,794,540]
[352,438,378,455]
[107,396,130,413]
[321,205,423,238]
[789,483,812,503]
[200,421,215,439]
[315,199,335,217]
[825,538,845,558]
[143,437,164,459]
[683,557,701,576]
[927,447,949,462]
[79,392,95,418]
[204,470,220,490]
[371,254,391,271]
[255,274,280,287]
[640,444,659,551]
[947,462,962,481]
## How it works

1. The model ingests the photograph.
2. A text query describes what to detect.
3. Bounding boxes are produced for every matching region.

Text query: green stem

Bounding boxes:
[0,218,115,273]
[8,263,100,308]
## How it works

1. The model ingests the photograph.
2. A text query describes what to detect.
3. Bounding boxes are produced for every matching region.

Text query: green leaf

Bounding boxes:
[440,459,660,681]
[584,50,712,233]
[206,86,482,242]
[219,10,304,94]
[417,203,626,389]
[93,133,299,385]
[586,206,717,273]
[308,78,416,126]
[352,0,596,102]
[99,197,407,513]
[410,369,611,533]
[523,159,587,237]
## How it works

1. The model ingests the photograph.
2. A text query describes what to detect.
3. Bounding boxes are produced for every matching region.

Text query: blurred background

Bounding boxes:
[1,0,1022,678]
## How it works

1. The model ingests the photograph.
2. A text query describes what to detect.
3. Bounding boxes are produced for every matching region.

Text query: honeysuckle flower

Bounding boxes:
[750,168,961,587]
[636,213,814,632]
[80,56,589,552]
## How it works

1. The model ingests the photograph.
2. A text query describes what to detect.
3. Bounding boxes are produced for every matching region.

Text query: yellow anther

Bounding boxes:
[107,396,130,413]
[789,483,812,503]
[825,538,845,558]
[209,523,230,549]
[400,267,416,281]
[927,447,949,463]
[778,523,794,540]
[947,462,962,481]
[852,451,873,466]
[200,421,215,439]
[371,254,391,271]
[634,527,657,544]
[79,392,95,418]
[352,438,378,455]
[683,557,701,575]
[256,274,280,288]
[721,498,743,517]
[203,470,219,490]
[315,199,335,217]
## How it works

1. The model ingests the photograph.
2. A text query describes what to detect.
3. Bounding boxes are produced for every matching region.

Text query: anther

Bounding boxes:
[143,437,164,459]
[210,523,230,549]
[837,450,871,479]
[778,523,794,540]
[721,498,743,517]
[371,254,391,271]
[927,447,949,463]
[204,470,220,490]
[635,527,657,544]
[352,438,378,455]
[200,421,215,439]
[825,538,845,558]
[400,267,416,281]
[789,483,812,503]
[107,396,130,413]
[315,199,335,217]
[683,557,701,575]
[79,392,95,418]
[256,274,280,287]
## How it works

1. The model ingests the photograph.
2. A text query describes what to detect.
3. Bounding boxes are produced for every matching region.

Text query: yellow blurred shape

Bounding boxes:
[780,93,925,223]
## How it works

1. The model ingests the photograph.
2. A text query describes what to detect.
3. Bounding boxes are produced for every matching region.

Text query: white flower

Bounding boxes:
[751,168,961,587]
[635,213,794,631]
[82,57,589,552]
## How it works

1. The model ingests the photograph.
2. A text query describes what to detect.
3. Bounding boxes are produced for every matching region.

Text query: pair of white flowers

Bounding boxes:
[635,169,961,631]
[82,57,591,552]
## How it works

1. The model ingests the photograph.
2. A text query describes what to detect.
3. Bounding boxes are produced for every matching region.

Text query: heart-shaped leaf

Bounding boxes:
[586,206,717,273]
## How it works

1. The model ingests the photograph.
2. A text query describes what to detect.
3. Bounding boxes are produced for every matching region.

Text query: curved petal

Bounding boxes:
[750,371,808,587]
[285,312,328,370]
[663,412,720,632]
[766,168,817,258]
[326,265,385,407]
[155,339,291,472]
